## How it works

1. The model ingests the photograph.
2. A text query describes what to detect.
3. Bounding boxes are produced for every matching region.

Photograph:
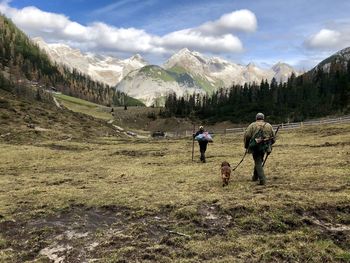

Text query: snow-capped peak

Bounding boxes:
[32,37,148,86]
[177,48,191,55]
[314,46,350,73]
[128,54,147,64]
[271,62,299,82]
[334,46,350,57]
[272,62,293,71]
[247,62,257,68]
[131,54,143,60]
[163,49,209,74]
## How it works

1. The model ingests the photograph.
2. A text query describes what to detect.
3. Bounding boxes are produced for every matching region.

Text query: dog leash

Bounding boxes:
[231,123,264,171]
[232,149,248,171]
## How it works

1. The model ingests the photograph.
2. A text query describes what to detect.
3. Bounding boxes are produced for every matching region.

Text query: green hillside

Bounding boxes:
[136,64,220,94]
[168,65,220,93]
[140,65,176,82]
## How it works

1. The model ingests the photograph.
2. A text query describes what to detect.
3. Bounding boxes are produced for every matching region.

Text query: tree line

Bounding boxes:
[0,15,142,106]
[162,62,350,123]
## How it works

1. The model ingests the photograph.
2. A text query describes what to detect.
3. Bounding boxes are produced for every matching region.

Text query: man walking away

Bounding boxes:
[244,113,275,185]
[194,126,209,163]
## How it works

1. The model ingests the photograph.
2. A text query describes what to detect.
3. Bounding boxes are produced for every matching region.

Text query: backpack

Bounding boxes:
[195,132,213,142]
[248,123,270,152]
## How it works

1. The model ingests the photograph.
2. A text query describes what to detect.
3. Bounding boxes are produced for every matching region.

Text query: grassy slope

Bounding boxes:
[124,94,146,107]
[140,65,176,82]
[168,65,219,93]
[0,121,349,262]
[139,65,219,94]
[52,92,164,131]
[54,93,113,120]
[0,89,118,143]
[54,93,102,108]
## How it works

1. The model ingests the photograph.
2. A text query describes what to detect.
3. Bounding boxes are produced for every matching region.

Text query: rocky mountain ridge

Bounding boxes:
[314,46,350,72]
[117,48,300,105]
[163,48,299,86]
[33,37,148,87]
[34,39,300,106]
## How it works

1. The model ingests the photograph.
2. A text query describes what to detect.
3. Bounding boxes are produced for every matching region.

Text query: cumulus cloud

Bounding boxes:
[0,1,256,56]
[305,27,350,50]
[306,29,341,49]
[159,30,243,53]
[198,9,257,35]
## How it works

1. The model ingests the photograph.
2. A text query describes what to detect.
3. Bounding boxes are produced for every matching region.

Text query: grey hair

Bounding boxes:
[256,112,264,120]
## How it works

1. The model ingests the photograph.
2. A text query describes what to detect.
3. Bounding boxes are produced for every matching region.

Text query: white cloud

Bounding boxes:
[63,22,89,38]
[306,29,341,49]
[305,25,350,51]
[159,30,243,53]
[0,1,256,56]
[2,5,70,34]
[198,9,257,35]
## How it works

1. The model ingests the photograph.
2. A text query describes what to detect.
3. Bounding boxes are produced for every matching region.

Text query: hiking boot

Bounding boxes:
[258,180,265,185]
[252,176,258,182]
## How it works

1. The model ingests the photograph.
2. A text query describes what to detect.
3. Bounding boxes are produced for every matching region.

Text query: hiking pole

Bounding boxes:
[191,124,195,161]
[262,125,281,167]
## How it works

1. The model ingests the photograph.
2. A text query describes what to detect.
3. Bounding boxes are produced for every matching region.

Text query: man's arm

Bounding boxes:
[193,131,200,138]
[244,124,253,149]
[268,124,276,145]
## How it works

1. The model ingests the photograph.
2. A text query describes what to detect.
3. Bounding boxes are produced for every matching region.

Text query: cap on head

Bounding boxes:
[256,112,264,120]
[199,125,204,131]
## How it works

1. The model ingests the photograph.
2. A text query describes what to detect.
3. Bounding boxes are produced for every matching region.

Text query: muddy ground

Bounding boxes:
[1,202,350,262]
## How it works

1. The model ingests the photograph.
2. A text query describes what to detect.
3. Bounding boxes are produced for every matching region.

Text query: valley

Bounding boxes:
[0,5,349,262]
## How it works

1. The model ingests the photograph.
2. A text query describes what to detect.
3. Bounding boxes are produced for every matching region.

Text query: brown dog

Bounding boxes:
[221,161,231,187]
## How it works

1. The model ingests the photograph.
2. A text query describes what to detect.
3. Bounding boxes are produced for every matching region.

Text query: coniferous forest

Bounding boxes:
[0,15,142,106]
[162,63,350,123]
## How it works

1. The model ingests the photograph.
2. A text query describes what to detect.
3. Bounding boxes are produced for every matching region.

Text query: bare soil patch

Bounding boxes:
[110,149,166,157]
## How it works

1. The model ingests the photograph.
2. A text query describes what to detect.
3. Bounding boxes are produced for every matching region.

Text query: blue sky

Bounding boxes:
[1,0,350,69]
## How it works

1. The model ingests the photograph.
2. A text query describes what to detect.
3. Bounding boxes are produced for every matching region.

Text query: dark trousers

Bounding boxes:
[252,151,266,184]
[199,142,208,162]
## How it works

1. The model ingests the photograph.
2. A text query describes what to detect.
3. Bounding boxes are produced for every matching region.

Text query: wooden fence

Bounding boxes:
[167,115,350,138]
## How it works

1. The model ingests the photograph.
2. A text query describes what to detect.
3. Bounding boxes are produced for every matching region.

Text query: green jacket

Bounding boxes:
[244,120,275,151]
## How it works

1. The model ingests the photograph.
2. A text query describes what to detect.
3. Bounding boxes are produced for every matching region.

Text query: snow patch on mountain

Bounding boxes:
[32,37,147,86]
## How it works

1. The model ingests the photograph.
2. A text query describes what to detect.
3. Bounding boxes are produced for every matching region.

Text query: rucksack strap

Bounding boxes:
[253,122,267,139]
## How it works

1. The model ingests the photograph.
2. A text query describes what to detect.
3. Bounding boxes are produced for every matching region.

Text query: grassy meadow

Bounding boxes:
[0,121,349,262]
[54,93,113,121]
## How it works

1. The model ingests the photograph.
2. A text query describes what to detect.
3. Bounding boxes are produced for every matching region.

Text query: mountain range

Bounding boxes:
[117,48,300,105]
[34,39,300,106]
[33,37,148,87]
[315,47,350,72]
